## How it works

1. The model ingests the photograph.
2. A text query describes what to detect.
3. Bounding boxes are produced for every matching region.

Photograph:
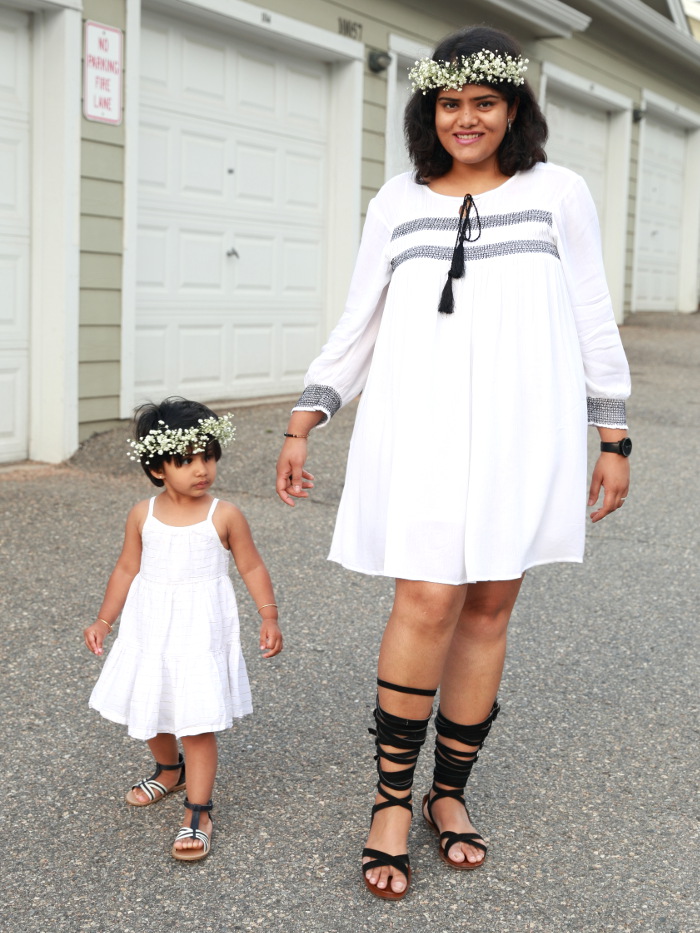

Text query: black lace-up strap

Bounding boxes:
[437,193,482,315]
[433,701,500,790]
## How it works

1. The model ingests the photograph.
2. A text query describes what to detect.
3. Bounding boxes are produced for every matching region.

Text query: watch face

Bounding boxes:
[620,437,632,456]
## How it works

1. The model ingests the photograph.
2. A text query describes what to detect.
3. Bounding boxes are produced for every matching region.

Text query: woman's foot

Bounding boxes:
[362,792,412,895]
[423,789,486,867]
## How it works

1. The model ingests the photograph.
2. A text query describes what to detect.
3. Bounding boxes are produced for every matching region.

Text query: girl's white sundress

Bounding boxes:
[294,164,631,585]
[89,497,252,741]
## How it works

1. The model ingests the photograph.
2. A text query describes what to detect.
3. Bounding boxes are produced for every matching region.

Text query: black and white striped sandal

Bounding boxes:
[171,799,213,862]
[125,754,186,806]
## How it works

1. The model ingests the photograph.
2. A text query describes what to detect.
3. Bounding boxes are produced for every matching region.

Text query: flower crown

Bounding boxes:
[127,413,235,465]
[409,50,528,94]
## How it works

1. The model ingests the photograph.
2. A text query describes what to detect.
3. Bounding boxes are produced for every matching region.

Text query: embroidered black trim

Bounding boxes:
[392,239,559,270]
[391,210,553,242]
[587,397,627,427]
[294,384,342,423]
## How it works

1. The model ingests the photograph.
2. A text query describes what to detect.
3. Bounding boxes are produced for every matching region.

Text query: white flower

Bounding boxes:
[408,50,528,94]
[127,412,236,463]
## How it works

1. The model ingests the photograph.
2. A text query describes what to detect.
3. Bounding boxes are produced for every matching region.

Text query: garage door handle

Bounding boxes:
[226,247,239,258]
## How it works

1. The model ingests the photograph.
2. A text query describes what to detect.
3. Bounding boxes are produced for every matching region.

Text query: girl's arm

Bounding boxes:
[83,503,145,655]
[225,505,282,659]
[276,193,394,506]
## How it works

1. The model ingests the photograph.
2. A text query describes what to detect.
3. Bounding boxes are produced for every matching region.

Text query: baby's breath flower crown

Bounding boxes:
[127,413,235,465]
[409,50,528,93]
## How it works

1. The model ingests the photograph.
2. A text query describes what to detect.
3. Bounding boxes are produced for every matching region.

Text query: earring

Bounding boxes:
[507,119,512,132]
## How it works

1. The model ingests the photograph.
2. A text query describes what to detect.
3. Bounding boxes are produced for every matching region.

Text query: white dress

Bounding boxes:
[89,497,252,741]
[294,164,631,585]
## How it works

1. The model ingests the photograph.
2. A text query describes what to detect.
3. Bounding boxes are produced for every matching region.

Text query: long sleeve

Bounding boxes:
[293,195,393,425]
[553,174,631,428]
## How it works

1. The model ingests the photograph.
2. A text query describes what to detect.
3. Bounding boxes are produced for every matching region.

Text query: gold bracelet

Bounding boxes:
[97,618,113,633]
[256,603,278,614]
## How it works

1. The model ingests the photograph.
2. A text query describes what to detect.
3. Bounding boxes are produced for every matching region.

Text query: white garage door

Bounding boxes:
[0,8,30,462]
[545,92,608,232]
[634,117,685,311]
[135,13,329,405]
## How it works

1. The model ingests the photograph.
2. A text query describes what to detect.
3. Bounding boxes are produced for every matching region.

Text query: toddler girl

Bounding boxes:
[85,397,283,861]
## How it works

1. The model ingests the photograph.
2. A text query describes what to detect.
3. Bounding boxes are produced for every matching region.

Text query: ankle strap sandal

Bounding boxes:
[362,679,436,900]
[423,701,499,870]
[171,798,213,862]
[125,753,186,807]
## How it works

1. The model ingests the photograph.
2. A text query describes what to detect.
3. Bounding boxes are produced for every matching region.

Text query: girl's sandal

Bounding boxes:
[422,789,487,870]
[171,798,213,862]
[125,754,186,806]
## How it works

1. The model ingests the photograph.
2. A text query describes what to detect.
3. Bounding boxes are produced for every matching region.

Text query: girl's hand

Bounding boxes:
[84,621,110,656]
[276,438,314,507]
[588,453,630,522]
[259,620,283,658]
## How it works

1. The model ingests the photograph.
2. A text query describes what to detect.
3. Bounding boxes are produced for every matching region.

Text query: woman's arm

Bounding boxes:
[83,502,145,654]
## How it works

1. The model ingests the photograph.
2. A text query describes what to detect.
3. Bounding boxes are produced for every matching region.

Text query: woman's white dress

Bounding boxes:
[294,164,631,584]
[89,497,252,740]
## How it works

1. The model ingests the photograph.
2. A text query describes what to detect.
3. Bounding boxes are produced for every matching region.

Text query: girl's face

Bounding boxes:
[154,450,217,496]
[434,84,516,171]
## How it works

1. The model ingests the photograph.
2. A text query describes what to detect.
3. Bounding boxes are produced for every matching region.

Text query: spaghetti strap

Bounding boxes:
[207,498,219,521]
[147,496,156,517]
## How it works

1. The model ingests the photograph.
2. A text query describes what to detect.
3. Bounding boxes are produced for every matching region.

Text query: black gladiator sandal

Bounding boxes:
[362,679,437,900]
[422,701,500,870]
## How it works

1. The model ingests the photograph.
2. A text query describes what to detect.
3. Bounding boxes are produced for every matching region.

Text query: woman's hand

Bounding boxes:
[276,438,314,506]
[588,453,630,522]
[84,620,110,656]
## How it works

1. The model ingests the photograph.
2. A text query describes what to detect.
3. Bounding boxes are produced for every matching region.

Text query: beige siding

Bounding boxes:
[79,0,126,440]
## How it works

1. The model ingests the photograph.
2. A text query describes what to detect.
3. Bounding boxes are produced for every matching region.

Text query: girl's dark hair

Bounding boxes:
[405,25,547,182]
[133,396,223,487]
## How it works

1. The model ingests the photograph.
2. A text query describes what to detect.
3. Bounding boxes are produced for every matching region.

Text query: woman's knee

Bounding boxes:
[393,579,467,631]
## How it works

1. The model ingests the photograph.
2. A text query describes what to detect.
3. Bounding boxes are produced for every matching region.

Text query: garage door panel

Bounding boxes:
[0,10,30,115]
[634,117,685,310]
[0,121,29,227]
[137,13,329,405]
[0,353,27,456]
[135,323,171,395]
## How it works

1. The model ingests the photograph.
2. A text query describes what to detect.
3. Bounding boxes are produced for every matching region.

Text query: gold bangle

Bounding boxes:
[97,618,113,633]
[256,603,278,614]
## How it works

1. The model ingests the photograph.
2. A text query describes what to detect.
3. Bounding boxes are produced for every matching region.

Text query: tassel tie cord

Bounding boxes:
[437,193,482,315]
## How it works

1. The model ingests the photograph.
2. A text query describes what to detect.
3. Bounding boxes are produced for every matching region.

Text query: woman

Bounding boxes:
[275,25,631,899]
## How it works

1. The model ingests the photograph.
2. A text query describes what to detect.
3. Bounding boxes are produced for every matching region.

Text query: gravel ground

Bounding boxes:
[0,311,698,933]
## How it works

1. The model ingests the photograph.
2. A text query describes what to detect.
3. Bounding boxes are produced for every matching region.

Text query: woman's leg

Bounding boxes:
[363,579,468,894]
[174,732,217,851]
[424,577,523,866]
[129,733,181,804]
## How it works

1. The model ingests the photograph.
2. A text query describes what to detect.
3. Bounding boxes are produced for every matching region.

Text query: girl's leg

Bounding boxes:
[173,732,217,851]
[424,577,523,866]
[129,733,182,804]
[363,579,468,895]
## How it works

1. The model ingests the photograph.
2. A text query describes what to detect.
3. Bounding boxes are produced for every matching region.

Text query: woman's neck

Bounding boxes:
[428,161,511,197]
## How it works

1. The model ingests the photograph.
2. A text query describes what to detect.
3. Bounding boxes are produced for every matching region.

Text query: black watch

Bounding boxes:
[600,437,632,457]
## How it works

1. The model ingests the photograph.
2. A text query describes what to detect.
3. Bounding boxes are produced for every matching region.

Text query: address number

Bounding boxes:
[338,18,363,41]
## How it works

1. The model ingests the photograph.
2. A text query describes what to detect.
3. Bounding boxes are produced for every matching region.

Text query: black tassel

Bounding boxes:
[438,193,481,315]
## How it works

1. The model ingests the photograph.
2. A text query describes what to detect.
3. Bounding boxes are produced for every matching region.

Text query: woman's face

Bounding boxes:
[434,84,516,170]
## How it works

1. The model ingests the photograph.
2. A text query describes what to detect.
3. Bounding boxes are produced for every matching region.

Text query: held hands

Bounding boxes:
[84,619,112,656]
[276,437,315,507]
[259,618,283,658]
[588,453,630,522]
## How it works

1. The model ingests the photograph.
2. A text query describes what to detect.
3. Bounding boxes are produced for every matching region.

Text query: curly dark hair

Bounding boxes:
[405,25,547,182]
[133,396,223,487]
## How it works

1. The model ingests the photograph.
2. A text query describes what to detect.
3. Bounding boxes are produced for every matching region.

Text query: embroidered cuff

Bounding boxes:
[587,397,627,428]
[292,384,343,427]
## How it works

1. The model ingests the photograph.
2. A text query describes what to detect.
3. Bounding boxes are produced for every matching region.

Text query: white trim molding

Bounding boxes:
[634,90,700,313]
[540,63,633,324]
[483,0,591,38]
[29,5,82,462]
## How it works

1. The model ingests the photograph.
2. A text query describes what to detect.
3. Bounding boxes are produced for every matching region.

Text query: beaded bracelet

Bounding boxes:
[283,432,309,439]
